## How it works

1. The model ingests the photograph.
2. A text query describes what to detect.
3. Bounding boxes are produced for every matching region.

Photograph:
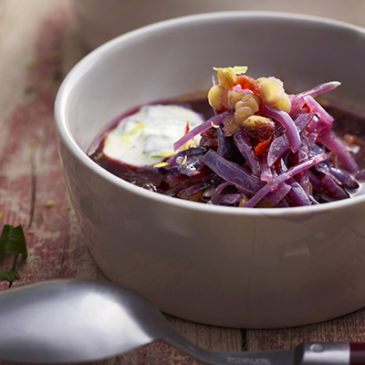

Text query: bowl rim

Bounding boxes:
[55,10,365,217]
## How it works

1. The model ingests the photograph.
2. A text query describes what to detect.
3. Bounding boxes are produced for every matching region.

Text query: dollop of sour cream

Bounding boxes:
[103,104,204,167]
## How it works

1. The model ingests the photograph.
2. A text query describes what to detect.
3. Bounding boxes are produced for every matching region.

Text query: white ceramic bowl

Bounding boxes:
[55,12,365,328]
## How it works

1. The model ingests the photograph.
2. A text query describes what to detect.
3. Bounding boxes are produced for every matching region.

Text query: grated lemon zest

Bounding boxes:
[182,155,188,165]
[213,66,248,75]
[128,123,145,135]
[150,151,177,158]
[181,142,191,150]
[161,151,177,158]
[121,123,145,144]
[153,162,169,168]
[180,137,200,152]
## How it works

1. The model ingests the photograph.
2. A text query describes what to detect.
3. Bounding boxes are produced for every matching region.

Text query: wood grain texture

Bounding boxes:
[2,0,365,363]
[0,1,242,363]
[246,309,365,351]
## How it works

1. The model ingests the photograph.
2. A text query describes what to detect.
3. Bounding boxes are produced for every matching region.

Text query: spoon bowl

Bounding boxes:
[0,280,291,364]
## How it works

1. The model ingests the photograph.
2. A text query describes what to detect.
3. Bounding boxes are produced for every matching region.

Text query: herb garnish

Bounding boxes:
[0,224,28,285]
[0,271,20,282]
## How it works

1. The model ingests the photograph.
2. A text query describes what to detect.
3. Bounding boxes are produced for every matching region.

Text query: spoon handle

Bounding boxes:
[294,342,365,364]
[165,336,293,365]
[350,343,365,365]
[294,343,349,364]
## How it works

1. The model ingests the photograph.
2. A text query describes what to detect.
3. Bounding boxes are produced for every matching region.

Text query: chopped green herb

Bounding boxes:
[0,224,28,285]
[0,225,28,260]
[0,271,20,282]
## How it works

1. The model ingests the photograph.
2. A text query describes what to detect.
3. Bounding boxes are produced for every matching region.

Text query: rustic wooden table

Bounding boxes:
[1,1,365,364]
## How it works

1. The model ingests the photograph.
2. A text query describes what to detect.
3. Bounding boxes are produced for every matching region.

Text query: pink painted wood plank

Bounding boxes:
[246,309,365,351]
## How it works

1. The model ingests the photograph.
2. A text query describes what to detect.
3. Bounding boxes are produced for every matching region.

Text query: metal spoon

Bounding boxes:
[0,280,358,364]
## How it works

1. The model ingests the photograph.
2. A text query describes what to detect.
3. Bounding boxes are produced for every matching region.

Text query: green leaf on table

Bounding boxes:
[0,224,28,261]
[0,270,20,282]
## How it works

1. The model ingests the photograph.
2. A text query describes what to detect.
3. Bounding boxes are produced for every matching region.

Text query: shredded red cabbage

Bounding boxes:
[105,74,362,208]
[174,111,231,151]
[317,131,358,173]
[160,75,362,207]
[233,131,261,176]
[288,180,312,206]
[296,81,341,99]
[259,104,301,152]
[243,153,327,207]
[201,149,265,195]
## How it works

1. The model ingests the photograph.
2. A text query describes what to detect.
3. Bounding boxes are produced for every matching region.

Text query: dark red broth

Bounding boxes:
[89,98,365,205]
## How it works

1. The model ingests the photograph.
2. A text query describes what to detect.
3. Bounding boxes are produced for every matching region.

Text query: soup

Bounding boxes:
[89,67,365,207]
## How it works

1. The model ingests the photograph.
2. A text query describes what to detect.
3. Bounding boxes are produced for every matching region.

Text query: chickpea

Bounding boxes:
[257,77,283,103]
[208,85,225,111]
[239,94,260,113]
[233,94,260,126]
[257,76,291,113]
[234,106,254,125]
[227,89,244,109]
[241,116,275,140]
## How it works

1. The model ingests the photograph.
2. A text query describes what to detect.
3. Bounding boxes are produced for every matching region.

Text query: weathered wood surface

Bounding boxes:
[0,1,242,363]
[1,1,365,364]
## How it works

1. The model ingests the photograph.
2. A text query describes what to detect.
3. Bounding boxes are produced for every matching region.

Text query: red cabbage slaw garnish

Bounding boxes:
[243,153,327,207]
[201,149,264,195]
[174,112,231,151]
[317,131,358,173]
[296,81,341,99]
[259,104,301,152]
[157,67,361,207]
